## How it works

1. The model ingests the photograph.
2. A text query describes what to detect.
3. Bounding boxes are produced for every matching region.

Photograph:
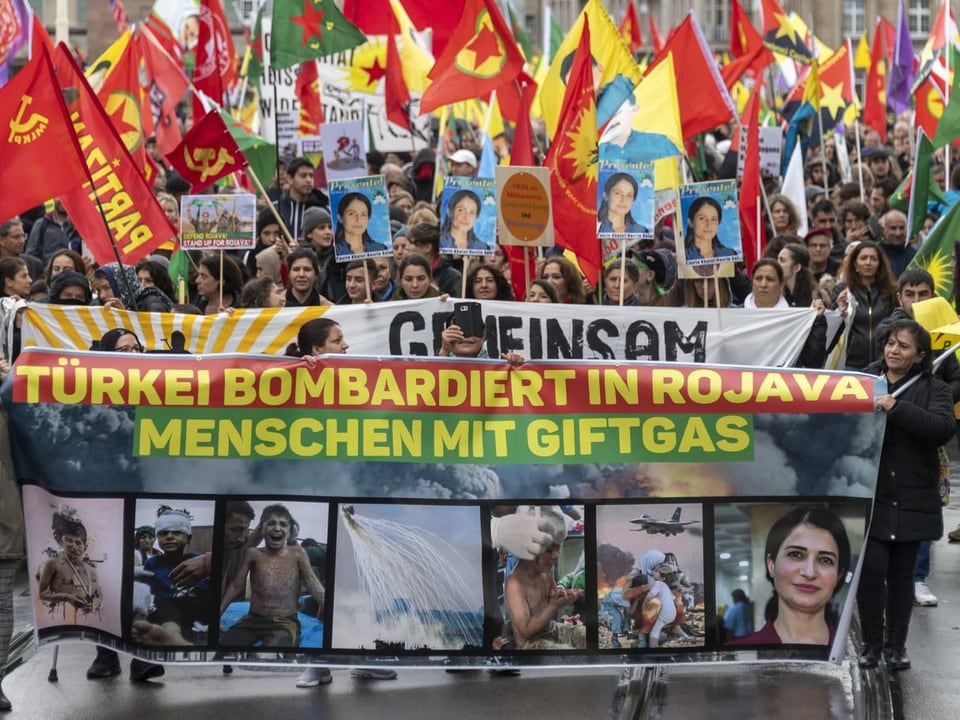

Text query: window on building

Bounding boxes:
[842,0,865,39]
[908,0,932,37]
[706,0,728,44]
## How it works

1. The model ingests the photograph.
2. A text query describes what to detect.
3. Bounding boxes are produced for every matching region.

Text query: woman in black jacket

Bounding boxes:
[858,319,955,671]
[833,241,898,370]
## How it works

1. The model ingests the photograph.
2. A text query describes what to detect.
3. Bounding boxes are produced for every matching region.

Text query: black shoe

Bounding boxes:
[858,644,881,669]
[130,659,165,682]
[222,664,233,675]
[87,648,122,679]
[884,647,911,671]
[0,687,11,712]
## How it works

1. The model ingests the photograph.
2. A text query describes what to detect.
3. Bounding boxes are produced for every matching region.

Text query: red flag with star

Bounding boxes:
[760,0,813,63]
[419,0,524,115]
[271,0,367,71]
[544,15,601,285]
[385,14,412,131]
[730,0,773,74]
[296,60,323,135]
[50,43,176,265]
[192,0,237,124]
[95,33,157,184]
[618,2,643,53]
[343,0,465,56]
[164,109,248,192]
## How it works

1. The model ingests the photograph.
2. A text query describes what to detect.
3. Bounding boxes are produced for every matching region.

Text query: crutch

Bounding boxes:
[47,645,58,682]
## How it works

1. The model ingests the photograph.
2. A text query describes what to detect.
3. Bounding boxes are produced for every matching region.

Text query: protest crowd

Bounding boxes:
[3,0,960,713]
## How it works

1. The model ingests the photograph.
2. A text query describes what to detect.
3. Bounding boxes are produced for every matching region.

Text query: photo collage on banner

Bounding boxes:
[21,485,870,665]
[179,194,257,251]
[439,178,497,256]
[328,176,393,263]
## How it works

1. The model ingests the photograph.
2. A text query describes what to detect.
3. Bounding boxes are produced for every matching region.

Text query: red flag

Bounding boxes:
[95,35,155,183]
[344,0,466,56]
[863,17,895,142]
[545,16,601,285]
[618,2,643,53]
[419,0,524,115]
[916,73,946,141]
[164,110,248,192]
[503,79,537,301]
[494,70,536,124]
[52,43,176,265]
[720,44,772,90]
[192,0,237,123]
[730,0,773,75]
[928,2,958,53]
[648,12,736,142]
[0,46,89,217]
[385,15,411,131]
[739,82,763,274]
[30,13,54,58]
[648,14,664,54]
[295,60,323,135]
[137,24,189,157]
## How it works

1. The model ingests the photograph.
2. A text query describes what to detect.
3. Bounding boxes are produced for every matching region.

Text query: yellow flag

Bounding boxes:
[539,0,641,137]
[854,32,872,70]
[632,53,683,151]
[85,29,132,93]
[803,57,821,112]
[389,0,434,94]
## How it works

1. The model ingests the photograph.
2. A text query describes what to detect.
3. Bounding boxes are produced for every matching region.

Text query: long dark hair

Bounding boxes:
[440,189,482,242]
[334,192,374,246]
[466,263,513,301]
[841,240,897,305]
[684,195,723,250]
[780,242,819,307]
[598,172,639,226]
[763,506,851,625]
[285,318,342,357]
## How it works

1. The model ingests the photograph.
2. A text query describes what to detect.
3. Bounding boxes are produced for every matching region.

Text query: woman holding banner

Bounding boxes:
[727,506,851,647]
[858,319,954,671]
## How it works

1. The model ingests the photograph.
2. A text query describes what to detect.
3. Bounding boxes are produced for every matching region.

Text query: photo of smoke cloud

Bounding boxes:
[331,503,483,652]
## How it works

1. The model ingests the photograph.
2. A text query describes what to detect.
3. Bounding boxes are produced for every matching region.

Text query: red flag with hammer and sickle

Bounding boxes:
[164,109,248,192]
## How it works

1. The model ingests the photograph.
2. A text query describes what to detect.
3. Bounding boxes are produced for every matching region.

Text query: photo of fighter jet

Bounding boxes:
[630,507,700,536]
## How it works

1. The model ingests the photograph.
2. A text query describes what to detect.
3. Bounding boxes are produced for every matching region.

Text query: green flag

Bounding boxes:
[507,2,535,61]
[891,130,948,238]
[270,0,368,71]
[220,111,276,195]
[908,197,960,298]
[167,249,193,304]
[245,5,265,84]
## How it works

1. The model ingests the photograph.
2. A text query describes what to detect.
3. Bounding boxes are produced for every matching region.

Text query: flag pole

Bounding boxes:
[218,250,225,310]
[854,119,866,202]
[245,167,297,252]
[618,239,627,305]
[364,259,372,303]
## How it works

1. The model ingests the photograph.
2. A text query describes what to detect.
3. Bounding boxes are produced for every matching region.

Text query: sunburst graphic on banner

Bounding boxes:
[924,250,954,297]
[343,40,388,94]
[561,97,598,185]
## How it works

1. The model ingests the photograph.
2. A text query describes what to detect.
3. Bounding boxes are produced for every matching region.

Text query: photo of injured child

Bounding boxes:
[218,501,329,649]
[596,503,705,650]
[25,488,125,636]
[497,505,587,651]
[130,500,215,647]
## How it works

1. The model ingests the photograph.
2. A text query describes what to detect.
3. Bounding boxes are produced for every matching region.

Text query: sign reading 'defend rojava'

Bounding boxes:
[5,350,885,668]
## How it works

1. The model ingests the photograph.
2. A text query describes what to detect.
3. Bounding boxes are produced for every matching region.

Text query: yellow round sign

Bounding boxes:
[500,171,550,243]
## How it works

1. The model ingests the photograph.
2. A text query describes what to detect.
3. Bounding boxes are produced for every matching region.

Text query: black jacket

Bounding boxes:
[833,283,896,369]
[866,365,955,543]
[874,307,960,402]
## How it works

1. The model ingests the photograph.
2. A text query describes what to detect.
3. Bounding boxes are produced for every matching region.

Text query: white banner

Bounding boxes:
[19,300,816,366]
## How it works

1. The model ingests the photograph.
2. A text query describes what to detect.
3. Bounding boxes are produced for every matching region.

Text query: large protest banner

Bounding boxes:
[5,350,883,667]
[16,299,817,367]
